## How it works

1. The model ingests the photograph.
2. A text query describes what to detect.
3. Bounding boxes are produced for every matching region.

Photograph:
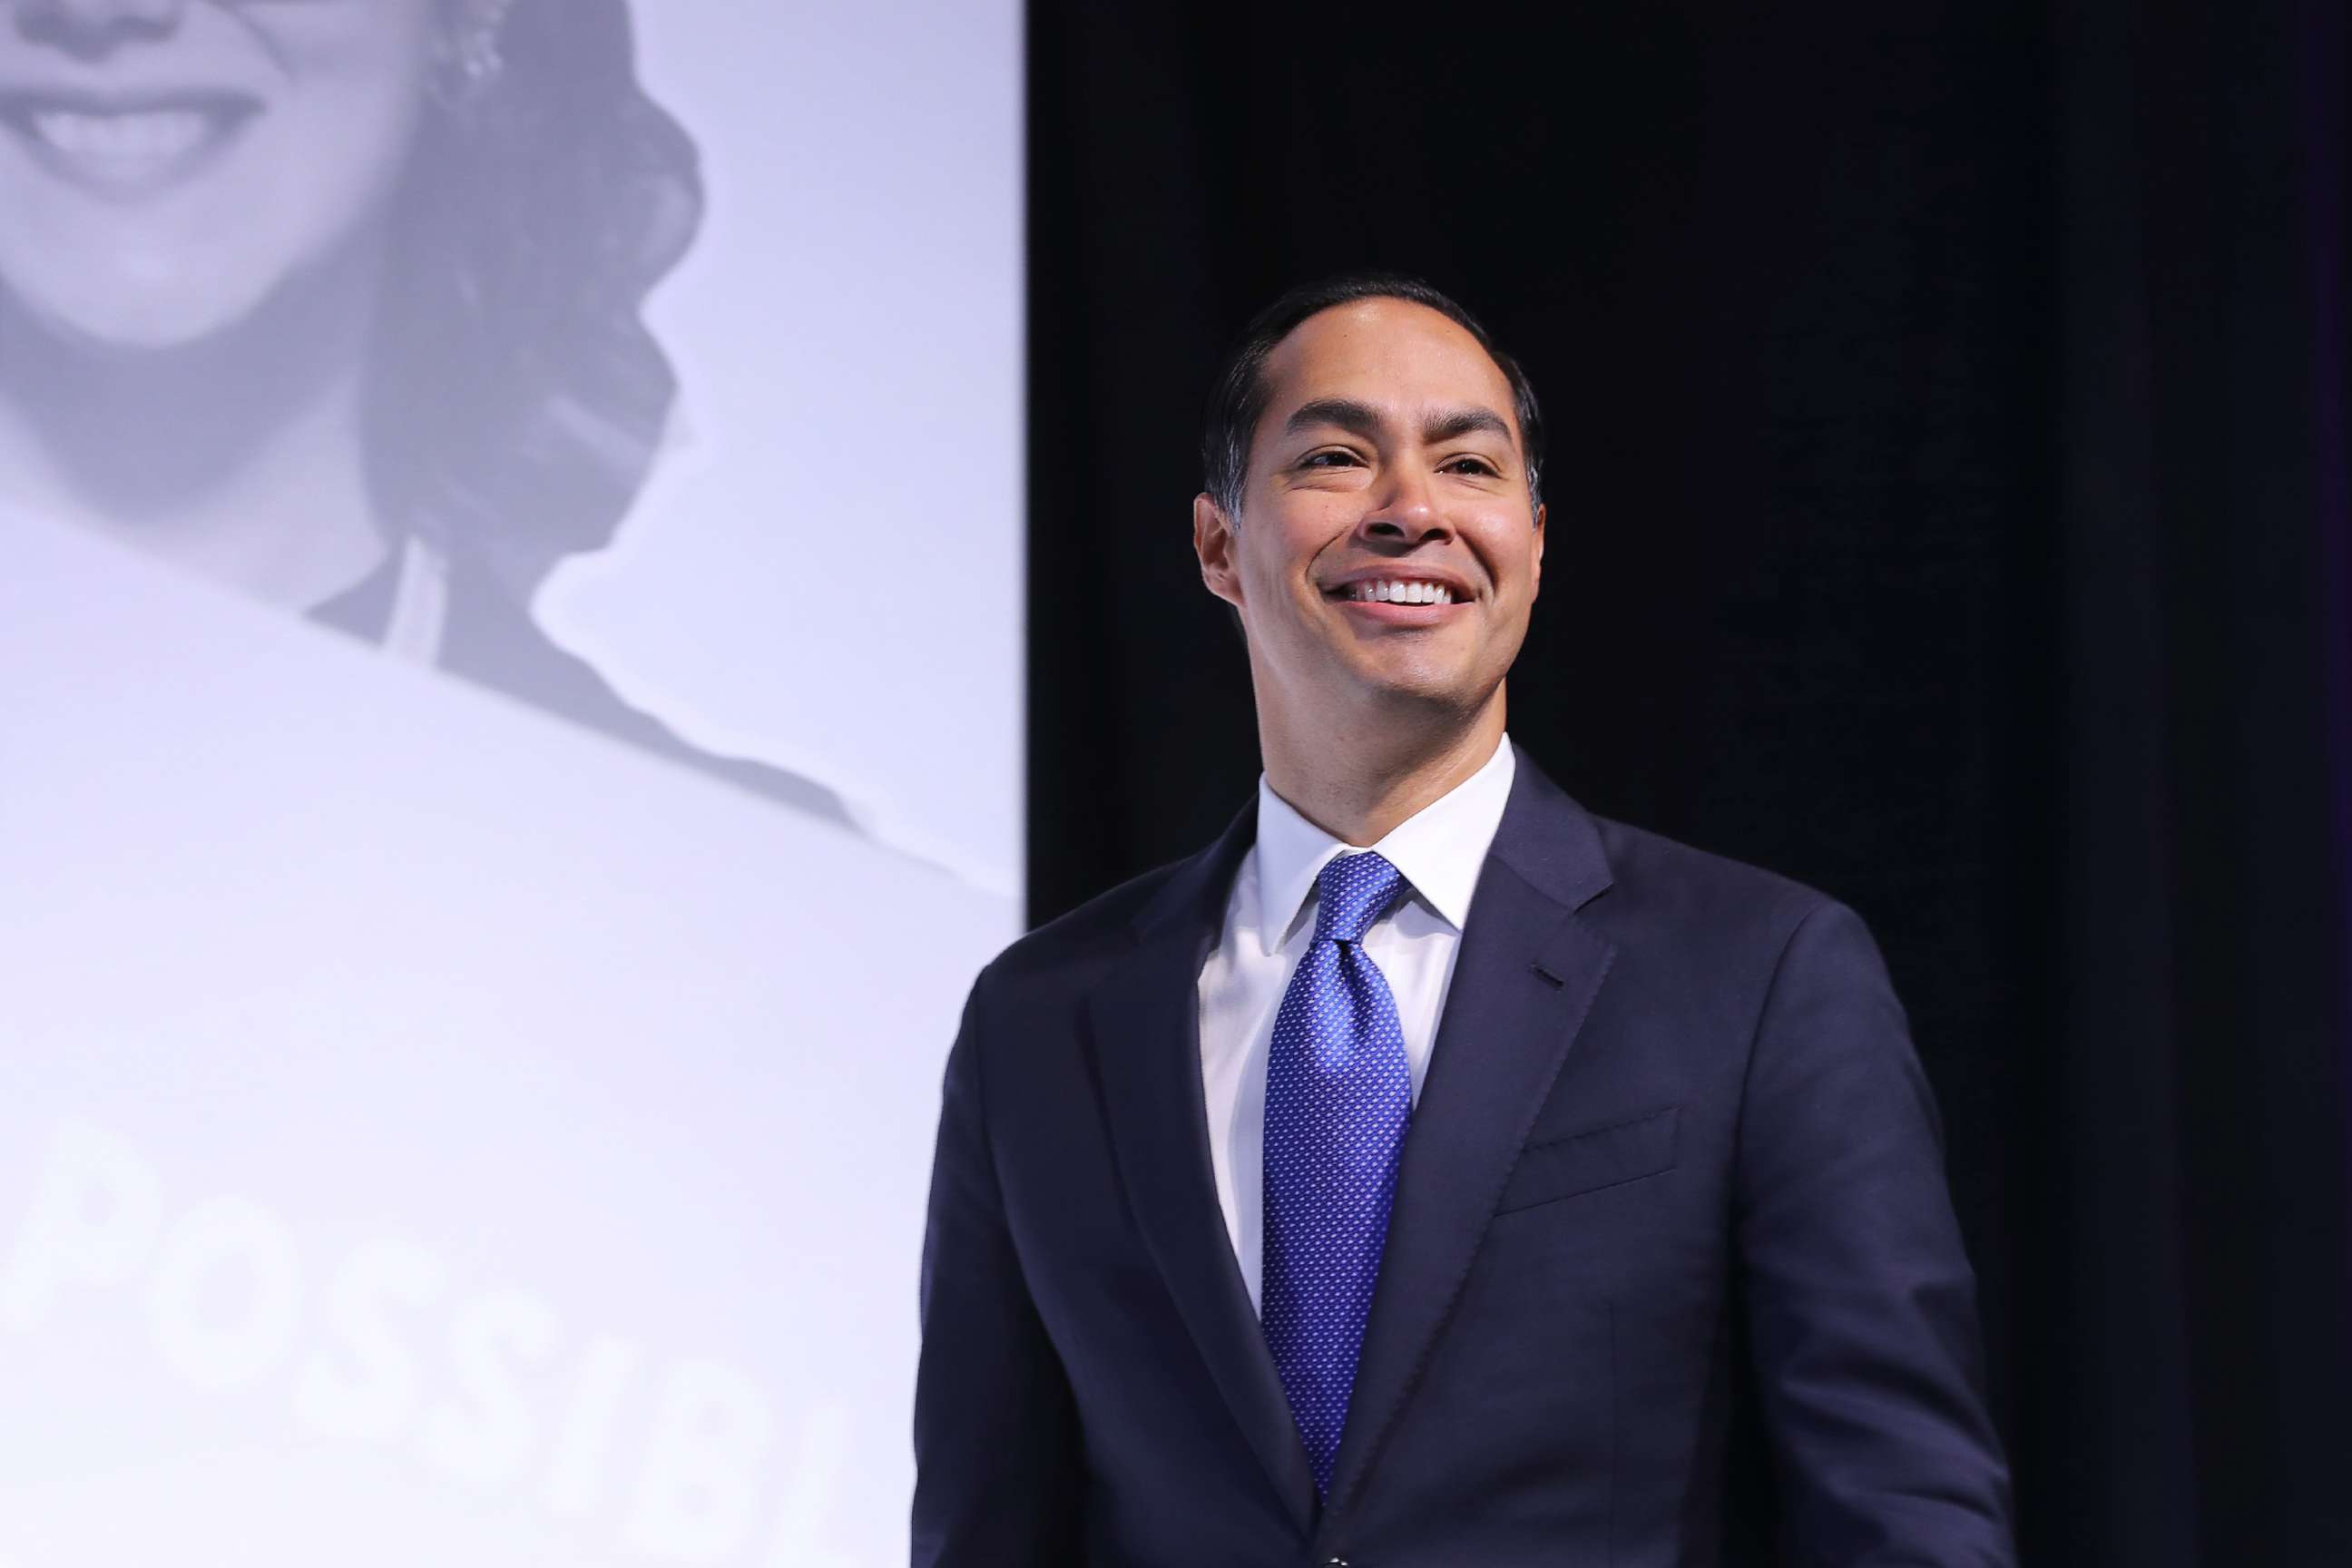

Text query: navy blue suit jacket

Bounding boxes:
[915,752,2015,1564]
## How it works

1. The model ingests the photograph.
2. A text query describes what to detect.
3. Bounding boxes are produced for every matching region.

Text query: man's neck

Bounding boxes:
[1259,691,1508,847]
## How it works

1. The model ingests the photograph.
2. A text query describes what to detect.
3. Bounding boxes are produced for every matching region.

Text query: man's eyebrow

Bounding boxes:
[1421,406,1514,446]
[1282,397,1386,441]
[1281,397,1515,451]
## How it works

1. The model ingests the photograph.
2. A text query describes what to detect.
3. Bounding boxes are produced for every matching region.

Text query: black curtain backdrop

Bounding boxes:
[1025,2,2350,1562]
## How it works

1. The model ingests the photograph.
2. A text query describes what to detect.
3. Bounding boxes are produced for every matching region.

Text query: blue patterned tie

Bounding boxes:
[1261,850,1413,1495]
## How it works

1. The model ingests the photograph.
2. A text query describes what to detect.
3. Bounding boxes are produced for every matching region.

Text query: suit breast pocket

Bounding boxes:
[1494,1106,1680,1214]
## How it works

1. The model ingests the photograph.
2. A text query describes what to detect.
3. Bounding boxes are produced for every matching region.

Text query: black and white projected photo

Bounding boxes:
[0,1,1021,1563]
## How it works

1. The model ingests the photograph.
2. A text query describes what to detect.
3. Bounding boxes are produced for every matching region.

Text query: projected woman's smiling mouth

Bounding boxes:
[0,0,435,349]
[0,87,264,201]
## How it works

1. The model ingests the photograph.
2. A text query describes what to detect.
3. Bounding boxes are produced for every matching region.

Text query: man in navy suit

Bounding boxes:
[913,274,2016,1564]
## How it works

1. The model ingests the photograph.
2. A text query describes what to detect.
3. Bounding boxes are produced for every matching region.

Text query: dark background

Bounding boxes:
[1025,0,2349,1562]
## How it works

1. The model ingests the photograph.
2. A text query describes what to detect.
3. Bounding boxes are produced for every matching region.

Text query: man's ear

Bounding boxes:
[1193,492,1245,610]
[1529,501,1546,599]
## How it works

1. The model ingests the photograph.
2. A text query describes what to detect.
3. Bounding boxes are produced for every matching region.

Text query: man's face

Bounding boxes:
[1195,297,1545,727]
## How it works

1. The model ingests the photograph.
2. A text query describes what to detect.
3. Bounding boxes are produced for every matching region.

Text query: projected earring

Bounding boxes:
[434,0,520,110]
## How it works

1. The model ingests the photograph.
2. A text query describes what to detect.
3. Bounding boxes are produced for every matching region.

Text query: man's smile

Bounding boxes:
[1320,567,1475,622]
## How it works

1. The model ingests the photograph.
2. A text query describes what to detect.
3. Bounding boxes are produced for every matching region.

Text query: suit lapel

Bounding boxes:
[1086,808,1322,1534]
[1321,753,1620,1522]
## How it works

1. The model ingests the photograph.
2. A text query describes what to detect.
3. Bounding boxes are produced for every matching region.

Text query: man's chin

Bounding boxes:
[1343,660,1495,719]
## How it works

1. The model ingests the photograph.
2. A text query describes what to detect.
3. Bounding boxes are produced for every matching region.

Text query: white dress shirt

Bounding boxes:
[1195,734,1517,1312]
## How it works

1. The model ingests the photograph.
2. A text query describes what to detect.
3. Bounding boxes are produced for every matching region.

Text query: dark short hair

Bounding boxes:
[1200,271,1544,520]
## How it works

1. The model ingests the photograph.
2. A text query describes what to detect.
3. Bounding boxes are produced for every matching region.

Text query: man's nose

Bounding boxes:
[1361,465,1450,543]
[13,0,191,55]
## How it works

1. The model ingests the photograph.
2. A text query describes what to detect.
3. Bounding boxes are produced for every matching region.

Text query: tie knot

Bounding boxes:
[1312,851,1407,945]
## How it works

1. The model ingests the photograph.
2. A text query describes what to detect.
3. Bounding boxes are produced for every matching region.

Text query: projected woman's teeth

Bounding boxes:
[8,103,245,191]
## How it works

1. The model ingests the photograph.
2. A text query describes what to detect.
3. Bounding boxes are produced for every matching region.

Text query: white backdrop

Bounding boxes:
[0,3,1023,1564]
[547,2,1024,897]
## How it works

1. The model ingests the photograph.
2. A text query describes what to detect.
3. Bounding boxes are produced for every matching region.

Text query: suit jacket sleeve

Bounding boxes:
[911,965,1084,1565]
[1735,899,2017,1566]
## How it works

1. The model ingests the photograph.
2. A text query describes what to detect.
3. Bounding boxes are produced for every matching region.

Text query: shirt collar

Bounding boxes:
[1252,733,1518,956]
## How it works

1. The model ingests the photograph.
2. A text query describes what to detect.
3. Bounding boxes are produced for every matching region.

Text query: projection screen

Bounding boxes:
[0,5,1021,1564]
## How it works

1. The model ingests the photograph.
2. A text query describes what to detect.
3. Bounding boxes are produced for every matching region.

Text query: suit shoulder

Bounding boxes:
[1583,811,1848,953]
[975,853,1200,993]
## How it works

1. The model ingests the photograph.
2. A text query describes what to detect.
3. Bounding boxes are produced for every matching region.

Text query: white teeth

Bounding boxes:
[30,109,211,165]
[1348,579,1455,604]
